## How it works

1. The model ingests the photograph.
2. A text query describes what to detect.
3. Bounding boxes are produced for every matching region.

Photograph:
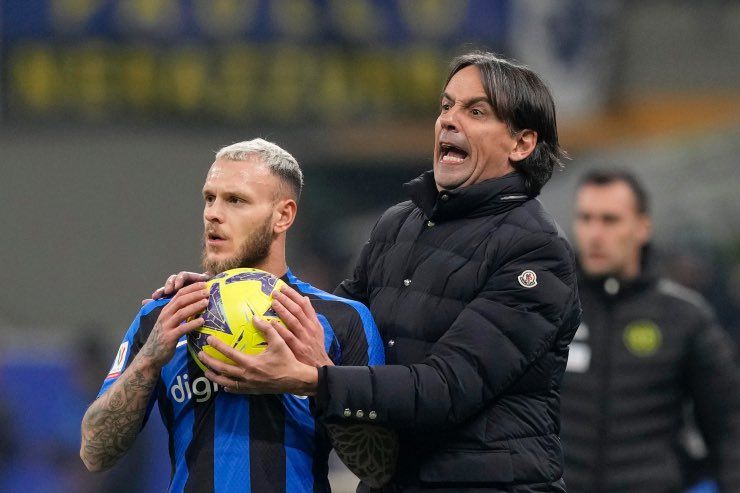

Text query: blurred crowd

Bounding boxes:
[0,329,170,492]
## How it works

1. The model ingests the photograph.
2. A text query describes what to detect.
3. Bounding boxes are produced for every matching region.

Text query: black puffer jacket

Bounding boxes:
[317,171,581,492]
[560,268,740,493]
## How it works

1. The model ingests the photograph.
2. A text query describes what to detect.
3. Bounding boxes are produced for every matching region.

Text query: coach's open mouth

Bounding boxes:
[439,142,469,164]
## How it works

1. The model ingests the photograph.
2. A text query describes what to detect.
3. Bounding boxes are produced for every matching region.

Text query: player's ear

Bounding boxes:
[273,198,297,234]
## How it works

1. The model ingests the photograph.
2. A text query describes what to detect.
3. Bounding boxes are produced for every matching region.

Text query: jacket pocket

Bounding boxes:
[419,449,514,483]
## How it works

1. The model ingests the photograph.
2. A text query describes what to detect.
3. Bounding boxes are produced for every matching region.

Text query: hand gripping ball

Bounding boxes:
[187,268,286,372]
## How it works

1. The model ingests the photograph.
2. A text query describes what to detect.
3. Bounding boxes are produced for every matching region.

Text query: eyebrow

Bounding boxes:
[441,92,492,108]
[202,187,237,196]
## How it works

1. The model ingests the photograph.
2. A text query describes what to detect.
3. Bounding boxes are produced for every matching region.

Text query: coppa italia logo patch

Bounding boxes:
[518,270,538,288]
[106,341,129,379]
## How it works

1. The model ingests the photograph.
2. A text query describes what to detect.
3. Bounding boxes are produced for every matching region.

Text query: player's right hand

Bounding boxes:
[142,271,211,305]
[140,282,209,368]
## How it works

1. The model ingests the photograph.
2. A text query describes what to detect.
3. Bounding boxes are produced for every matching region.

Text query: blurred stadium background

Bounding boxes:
[0,0,738,491]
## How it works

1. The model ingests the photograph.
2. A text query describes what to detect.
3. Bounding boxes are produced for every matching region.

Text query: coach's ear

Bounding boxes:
[273,199,297,234]
[509,129,537,162]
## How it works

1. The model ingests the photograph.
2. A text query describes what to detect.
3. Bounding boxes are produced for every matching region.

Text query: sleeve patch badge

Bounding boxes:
[518,269,538,288]
[106,341,129,379]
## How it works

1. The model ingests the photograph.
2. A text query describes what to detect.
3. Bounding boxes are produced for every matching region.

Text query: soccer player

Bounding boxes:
[79,139,388,492]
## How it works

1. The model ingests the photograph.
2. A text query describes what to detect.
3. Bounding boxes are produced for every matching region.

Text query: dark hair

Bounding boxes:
[578,169,650,214]
[445,51,567,196]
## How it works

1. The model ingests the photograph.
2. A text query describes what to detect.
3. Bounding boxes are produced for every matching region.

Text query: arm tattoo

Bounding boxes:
[80,356,159,471]
[326,423,398,488]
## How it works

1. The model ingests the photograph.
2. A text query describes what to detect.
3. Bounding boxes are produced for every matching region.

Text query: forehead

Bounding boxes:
[576,182,640,215]
[444,65,487,97]
[204,157,276,188]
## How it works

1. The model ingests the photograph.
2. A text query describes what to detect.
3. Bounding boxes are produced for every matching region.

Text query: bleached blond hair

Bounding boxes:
[216,138,304,201]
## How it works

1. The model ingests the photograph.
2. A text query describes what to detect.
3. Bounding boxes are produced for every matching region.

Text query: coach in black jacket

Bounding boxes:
[325,165,581,491]
[192,52,581,492]
[560,170,740,493]
[323,53,580,492]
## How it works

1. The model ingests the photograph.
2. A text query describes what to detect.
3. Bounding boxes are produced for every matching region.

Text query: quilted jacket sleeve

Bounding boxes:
[317,230,580,429]
[685,313,740,492]
[334,238,372,308]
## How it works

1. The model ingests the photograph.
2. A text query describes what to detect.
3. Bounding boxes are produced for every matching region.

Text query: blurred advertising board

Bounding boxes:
[1,0,510,124]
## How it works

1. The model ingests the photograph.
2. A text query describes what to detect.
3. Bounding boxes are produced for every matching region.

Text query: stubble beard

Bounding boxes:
[201,218,274,275]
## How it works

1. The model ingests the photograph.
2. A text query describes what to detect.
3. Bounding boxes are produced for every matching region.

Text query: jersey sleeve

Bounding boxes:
[335,301,384,367]
[96,300,169,427]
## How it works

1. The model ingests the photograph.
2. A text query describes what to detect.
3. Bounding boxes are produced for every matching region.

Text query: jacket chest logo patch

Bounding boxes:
[517,270,538,288]
[623,320,662,356]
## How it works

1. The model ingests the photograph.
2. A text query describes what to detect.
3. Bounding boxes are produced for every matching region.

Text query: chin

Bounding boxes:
[435,162,474,185]
[434,172,464,190]
[203,254,231,274]
[204,253,222,265]
[584,264,613,277]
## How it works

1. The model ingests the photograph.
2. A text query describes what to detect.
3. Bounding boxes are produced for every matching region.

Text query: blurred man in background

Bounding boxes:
[560,170,740,493]
[80,139,386,492]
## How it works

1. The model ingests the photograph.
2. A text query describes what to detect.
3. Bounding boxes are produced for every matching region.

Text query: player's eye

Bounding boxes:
[204,194,215,204]
[440,102,451,111]
[471,108,483,116]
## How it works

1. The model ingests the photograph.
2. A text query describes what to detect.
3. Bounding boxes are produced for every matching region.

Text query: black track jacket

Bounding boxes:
[560,268,740,493]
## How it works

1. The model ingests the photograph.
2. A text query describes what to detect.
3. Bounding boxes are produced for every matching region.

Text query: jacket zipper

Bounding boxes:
[594,295,614,492]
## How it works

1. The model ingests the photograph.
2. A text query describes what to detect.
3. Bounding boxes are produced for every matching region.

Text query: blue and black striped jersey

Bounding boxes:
[98,270,384,493]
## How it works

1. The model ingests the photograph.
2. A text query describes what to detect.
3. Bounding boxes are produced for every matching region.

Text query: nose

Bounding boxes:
[584,223,606,246]
[204,200,223,224]
[438,107,459,132]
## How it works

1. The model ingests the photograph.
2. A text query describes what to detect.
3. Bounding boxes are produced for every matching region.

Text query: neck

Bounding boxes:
[591,263,640,281]
[254,237,288,278]
[581,259,642,281]
[619,252,643,280]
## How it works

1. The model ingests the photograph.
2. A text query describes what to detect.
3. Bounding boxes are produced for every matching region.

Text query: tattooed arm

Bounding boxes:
[80,353,161,471]
[326,423,398,488]
[80,282,209,472]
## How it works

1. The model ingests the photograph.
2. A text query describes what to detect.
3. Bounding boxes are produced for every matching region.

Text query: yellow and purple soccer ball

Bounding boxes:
[187,268,286,372]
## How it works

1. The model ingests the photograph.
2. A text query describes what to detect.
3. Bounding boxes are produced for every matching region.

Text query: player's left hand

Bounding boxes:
[198,316,319,396]
[270,286,334,369]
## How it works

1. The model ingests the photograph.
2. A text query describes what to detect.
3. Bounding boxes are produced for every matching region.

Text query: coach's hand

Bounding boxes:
[140,282,209,368]
[198,317,318,396]
[270,286,334,368]
[142,271,211,305]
